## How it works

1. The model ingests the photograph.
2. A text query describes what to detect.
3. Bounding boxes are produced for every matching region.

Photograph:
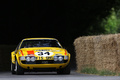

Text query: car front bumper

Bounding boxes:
[18,59,70,69]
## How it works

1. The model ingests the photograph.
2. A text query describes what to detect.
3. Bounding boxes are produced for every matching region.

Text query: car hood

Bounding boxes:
[19,47,66,56]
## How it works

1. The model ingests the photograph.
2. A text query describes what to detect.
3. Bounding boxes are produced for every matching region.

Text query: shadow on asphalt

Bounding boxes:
[20,69,77,75]
[24,72,57,75]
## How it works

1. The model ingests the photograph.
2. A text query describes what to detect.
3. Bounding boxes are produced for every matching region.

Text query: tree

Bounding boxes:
[101,8,118,34]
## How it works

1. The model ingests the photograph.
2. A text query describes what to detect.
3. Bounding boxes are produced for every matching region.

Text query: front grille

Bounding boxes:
[21,60,68,64]
[36,60,54,64]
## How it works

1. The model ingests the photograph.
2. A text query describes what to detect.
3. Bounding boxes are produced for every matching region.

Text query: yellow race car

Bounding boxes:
[11,38,70,75]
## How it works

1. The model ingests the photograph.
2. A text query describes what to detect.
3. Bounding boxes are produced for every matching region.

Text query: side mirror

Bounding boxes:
[15,50,17,54]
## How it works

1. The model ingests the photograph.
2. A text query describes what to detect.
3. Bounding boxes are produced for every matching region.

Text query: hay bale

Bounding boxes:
[74,33,120,72]
[102,34,117,71]
[83,36,95,67]
[74,37,87,71]
[115,34,120,72]
[94,34,118,71]
[74,36,95,71]
[93,35,103,71]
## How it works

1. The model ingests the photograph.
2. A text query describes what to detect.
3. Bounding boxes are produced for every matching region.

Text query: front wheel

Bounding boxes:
[15,60,24,75]
[11,62,16,74]
[57,64,71,74]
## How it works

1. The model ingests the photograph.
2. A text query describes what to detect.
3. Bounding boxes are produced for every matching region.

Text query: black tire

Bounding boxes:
[11,62,16,74]
[15,60,24,75]
[57,64,71,75]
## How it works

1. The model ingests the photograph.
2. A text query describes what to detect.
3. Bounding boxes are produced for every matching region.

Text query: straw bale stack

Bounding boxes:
[83,36,95,67]
[94,34,118,71]
[93,35,103,71]
[74,36,95,71]
[74,37,87,71]
[74,34,120,72]
[115,34,120,72]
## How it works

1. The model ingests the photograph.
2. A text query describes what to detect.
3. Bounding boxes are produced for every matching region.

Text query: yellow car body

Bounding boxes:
[11,38,70,75]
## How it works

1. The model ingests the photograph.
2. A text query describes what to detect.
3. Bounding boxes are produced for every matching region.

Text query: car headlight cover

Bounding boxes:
[26,57,35,62]
[54,56,58,61]
[20,56,25,60]
[65,56,68,60]
[26,57,31,62]
[58,56,63,61]
[31,57,35,62]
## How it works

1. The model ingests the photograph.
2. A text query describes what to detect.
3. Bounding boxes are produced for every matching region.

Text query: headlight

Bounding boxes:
[31,57,35,62]
[26,57,35,62]
[26,57,31,62]
[54,56,64,61]
[58,56,63,61]
[20,56,25,60]
[54,56,58,61]
[65,56,68,60]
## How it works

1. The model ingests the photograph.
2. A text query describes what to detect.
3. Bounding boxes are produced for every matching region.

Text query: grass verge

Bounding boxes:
[80,67,118,76]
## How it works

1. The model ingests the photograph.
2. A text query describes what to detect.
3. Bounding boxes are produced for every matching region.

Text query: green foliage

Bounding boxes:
[81,67,98,74]
[80,67,118,76]
[101,8,118,34]
[87,8,120,35]
[116,10,120,33]
[99,70,116,76]
[63,0,120,36]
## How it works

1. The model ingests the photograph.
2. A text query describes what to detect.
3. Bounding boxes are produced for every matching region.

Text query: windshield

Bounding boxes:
[20,39,62,48]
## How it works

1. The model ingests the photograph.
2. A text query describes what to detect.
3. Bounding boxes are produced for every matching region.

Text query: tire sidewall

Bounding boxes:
[15,60,24,75]
[11,62,16,74]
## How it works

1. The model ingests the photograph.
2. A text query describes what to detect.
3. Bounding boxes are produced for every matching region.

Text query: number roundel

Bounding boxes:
[35,51,53,57]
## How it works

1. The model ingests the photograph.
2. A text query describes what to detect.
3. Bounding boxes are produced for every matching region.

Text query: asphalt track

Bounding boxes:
[0,71,120,80]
